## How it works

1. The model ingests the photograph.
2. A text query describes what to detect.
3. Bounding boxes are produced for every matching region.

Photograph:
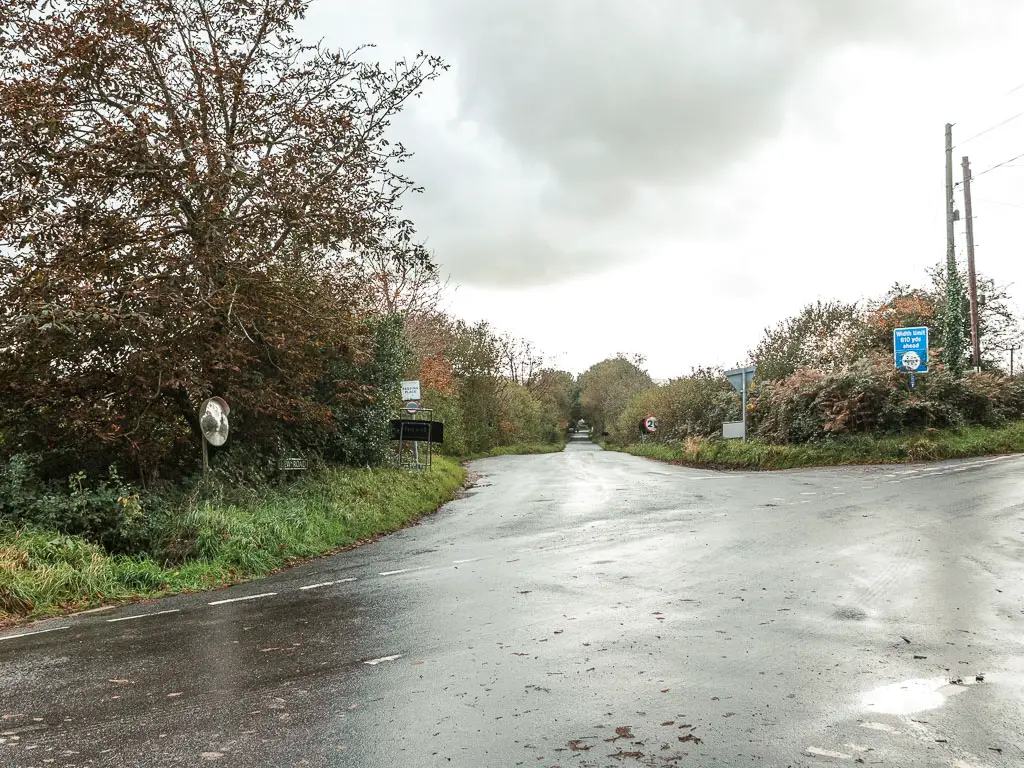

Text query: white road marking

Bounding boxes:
[0,627,69,642]
[299,578,357,591]
[453,558,483,565]
[378,566,428,576]
[806,746,851,759]
[106,610,180,623]
[860,722,900,733]
[208,592,277,606]
[69,606,117,617]
[364,654,402,666]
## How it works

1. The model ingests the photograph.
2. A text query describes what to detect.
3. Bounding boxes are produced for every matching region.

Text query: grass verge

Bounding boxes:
[461,442,566,460]
[0,458,465,625]
[615,423,1024,470]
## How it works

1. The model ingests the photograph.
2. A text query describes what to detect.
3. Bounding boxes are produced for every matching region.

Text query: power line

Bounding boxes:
[977,198,1024,210]
[958,108,1024,146]
[972,151,1024,180]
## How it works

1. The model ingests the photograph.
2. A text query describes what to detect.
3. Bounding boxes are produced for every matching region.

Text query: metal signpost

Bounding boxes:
[392,382,441,470]
[894,326,929,388]
[391,412,443,471]
[723,366,756,440]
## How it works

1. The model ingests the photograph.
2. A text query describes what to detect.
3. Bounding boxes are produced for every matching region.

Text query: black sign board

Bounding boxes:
[390,419,444,444]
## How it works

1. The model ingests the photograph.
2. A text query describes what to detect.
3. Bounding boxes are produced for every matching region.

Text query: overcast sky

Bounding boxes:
[300,1,1024,379]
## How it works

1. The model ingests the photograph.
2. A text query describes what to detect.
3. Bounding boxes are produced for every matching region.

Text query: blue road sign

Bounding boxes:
[894,326,929,373]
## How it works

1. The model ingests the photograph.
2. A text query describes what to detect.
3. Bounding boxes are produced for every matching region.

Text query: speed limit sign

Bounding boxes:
[641,415,658,434]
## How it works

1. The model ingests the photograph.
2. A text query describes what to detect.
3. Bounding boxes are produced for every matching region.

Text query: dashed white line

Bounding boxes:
[68,606,117,617]
[805,746,851,759]
[378,566,428,577]
[208,592,277,606]
[860,722,900,733]
[299,578,357,591]
[364,654,402,666]
[106,610,180,623]
[0,627,69,642]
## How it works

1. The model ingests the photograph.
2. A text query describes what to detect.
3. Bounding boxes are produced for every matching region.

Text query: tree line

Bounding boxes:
[581,263,1024,447]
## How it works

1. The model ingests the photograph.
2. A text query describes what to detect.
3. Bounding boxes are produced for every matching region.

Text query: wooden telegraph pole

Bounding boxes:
[961,156,982,369]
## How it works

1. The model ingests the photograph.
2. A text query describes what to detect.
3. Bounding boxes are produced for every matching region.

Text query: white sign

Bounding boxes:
[400,380,421,400]
[722,421,745,440]
[901,351,921,372]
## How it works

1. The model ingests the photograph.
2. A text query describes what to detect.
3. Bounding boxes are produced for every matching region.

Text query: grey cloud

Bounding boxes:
[429,0,941,192]
[312,0,960,286]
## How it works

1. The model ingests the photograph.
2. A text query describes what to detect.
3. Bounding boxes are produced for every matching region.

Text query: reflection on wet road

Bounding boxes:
[3,439,1024,766]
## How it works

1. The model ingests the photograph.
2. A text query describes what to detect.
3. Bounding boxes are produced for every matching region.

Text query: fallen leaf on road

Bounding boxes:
[608,750,644,760]
[604,726,635,743]
[661,721,674,726]
[108,679,131,684]
[678,733,703,745]
[260,648,282,653]
[567,740,591,751]
[661,689,670,693]
[167,693,182,698]
[199,752,225,760]
[722,712,736,718]
[913,655,927,660]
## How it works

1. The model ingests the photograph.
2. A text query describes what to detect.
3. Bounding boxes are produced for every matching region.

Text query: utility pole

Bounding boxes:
[961,156,981,370]
[946,125,956,276]
[944,124,966,376]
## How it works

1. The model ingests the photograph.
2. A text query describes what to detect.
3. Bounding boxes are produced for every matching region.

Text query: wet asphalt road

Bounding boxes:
[3,438,1024,767]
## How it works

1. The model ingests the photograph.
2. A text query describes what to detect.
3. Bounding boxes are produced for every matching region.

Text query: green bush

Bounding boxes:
[612,369,737,445]
[0,454,144,552]
[748,357,1024,444]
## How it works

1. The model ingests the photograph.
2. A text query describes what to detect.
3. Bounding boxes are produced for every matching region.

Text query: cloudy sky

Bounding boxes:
[300,0,1024,379]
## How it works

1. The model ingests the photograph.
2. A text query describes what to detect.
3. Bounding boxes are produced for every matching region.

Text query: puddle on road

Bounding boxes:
[861,678,969,715]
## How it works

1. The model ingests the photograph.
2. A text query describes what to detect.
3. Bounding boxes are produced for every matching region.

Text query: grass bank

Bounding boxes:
[0,458,465,624]
[462,442,566,460]
[615,422,1024,470]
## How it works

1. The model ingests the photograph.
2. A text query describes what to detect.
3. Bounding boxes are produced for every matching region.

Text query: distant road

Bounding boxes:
[3,440,1023,766]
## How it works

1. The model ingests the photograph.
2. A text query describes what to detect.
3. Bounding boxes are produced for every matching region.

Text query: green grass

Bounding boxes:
[615,422,1024,471]
[461,442,566,460]
[0,458,466,624]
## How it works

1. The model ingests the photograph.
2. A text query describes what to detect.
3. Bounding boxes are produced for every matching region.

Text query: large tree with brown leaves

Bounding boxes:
[0,0,443,480]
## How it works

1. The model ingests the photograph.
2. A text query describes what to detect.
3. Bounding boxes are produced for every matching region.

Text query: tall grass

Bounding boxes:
[1,458,465,623]
[617,423,1024,470]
